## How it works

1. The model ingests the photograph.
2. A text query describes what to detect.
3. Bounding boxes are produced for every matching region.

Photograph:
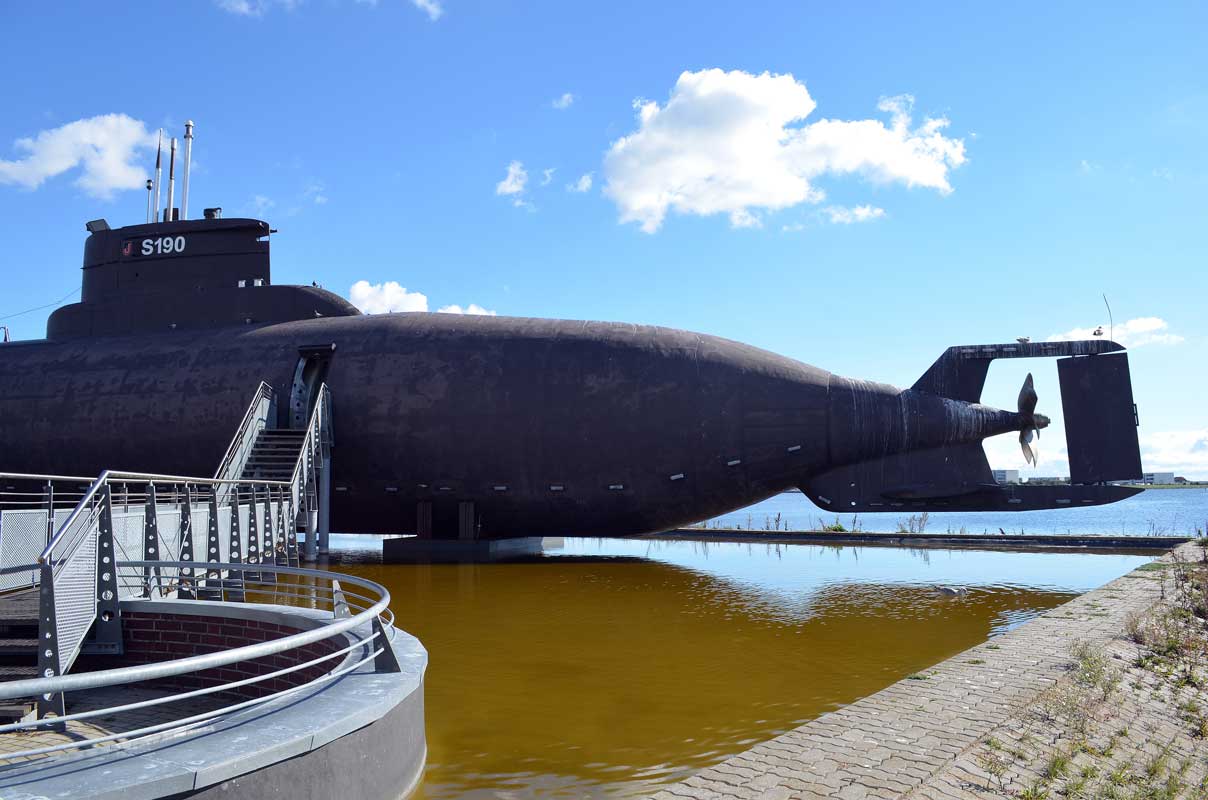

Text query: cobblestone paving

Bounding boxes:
[651,544,1205,800]
[0,687,231,764]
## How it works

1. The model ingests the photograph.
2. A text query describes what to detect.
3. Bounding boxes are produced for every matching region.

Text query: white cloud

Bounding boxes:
[349,281,495,316]
[824,204,885,224]
[1141,429,1208,479]
[248,194,275,217]
[541,168,555,186]
[0,114,156,199]
[437,303,497,316]
[219,0,440,19]
[983,430,1069,477]
[1079,159,1101,174]
[495,160,530,207]
[412,0,443,20]
[552,93,575,110]
[567,172,593,193]
[603,69,966,233]
[495,161,527,195]
[303,181,328,204]
[1047,317,1184,348]
[217,0,265,14]
[349,281,429,314]
[215,0,300,15]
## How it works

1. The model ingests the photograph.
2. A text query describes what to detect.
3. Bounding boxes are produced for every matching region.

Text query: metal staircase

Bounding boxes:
[0,380,334,722]
[241,429,308,482]
[0,589,38,720]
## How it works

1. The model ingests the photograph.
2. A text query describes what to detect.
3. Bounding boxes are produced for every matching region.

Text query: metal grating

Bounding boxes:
[112,509,145,596]
[156,508,182,584]
[53,530,99,672]
[0,510,47,591]
[238,503,251,559]
[190,507,209,562]
[217,510,232,563]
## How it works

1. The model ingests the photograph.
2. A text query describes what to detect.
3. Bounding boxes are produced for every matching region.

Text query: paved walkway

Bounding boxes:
[652,543,1205,800]
[0,687,231,765]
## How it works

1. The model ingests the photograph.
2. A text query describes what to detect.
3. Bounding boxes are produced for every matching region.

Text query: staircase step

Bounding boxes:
[0,638,37,655]
[0,665,37,680]
[0,701,34,724]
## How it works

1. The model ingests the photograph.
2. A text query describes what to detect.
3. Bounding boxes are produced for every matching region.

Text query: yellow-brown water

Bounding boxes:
[320,537,1151,798]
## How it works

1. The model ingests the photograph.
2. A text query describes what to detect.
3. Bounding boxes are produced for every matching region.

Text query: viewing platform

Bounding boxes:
[0,380,429,799]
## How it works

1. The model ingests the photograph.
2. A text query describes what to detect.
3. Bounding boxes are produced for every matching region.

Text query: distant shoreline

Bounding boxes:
[1121,484,1206,489]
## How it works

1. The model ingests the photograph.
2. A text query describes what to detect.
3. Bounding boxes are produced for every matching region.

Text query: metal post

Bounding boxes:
[261,485,274,565]
[275,484,288,565]
[318,451,332,555]
[372,616,401,673]
[44,480,54,545]
[306,436,320,555]
[143,483,162,598]
[260,485,276,584]
[36,562,65,722]
[282,485,299,567]
[227,487,245,600]
[245,484,260,582]
[202,491,222,599]
[178,485,196,600]
[93,484,123,653]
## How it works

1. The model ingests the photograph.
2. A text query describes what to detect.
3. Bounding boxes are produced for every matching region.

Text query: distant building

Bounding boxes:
[1142,472,1176,485]
[992,469,1020,485]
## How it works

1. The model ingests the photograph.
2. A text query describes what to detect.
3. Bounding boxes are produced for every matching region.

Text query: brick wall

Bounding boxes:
[112,610,346,700]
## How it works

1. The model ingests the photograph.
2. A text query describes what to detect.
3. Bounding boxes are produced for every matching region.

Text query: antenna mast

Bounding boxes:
[145,179,154,224]
[181,121,194,220]
[1103,294,1114,343]
[165,137,177,222]
[153,130,163,224]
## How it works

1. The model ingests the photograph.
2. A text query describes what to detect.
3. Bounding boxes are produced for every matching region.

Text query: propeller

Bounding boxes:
[1017,373,1050,466]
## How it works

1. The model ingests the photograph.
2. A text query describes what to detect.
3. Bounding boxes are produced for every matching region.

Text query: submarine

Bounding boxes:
[0,126,1144,539]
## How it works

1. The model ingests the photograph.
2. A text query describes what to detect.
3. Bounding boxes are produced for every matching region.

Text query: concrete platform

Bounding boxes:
[0,600,428,800]
[382,535,563,563]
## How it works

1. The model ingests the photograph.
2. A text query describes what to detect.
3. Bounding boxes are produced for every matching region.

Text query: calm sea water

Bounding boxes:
[707,487,1207,537]
[322,537,1153,798]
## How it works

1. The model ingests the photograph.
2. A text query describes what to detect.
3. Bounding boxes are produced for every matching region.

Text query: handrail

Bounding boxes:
[213,381,275,481]
[39,471,108,565]
[40,468,297,564]
[288,383,332,491]
[5,378,336,721]
[0,472,97,483]
[0,560,390,700]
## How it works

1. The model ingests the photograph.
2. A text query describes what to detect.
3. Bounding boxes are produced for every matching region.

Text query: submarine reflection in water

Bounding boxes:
[314,537,1151,799]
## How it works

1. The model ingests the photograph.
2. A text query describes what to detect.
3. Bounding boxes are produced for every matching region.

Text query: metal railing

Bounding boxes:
[0,560,399,762]
[0,473,94,592]
[1,381,336,720]
[32,471,306,718]
[213,381,276,487]
[293,385,334,559]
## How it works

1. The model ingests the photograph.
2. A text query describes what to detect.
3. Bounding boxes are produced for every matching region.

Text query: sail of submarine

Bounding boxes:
[0,123,1145,539]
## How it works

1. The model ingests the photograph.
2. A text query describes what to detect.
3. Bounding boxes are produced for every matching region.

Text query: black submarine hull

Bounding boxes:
[0,313,844,536]
[0,214,1144,538]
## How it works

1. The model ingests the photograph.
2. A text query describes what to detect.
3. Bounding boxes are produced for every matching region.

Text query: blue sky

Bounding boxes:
[1,1,1205,477]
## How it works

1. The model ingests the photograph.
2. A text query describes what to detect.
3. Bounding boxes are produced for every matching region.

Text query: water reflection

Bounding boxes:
[319,537,1150,799]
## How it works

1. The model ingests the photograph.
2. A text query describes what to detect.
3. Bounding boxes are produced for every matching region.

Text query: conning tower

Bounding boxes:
[47,119,358,340]
[47,215,359,339]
